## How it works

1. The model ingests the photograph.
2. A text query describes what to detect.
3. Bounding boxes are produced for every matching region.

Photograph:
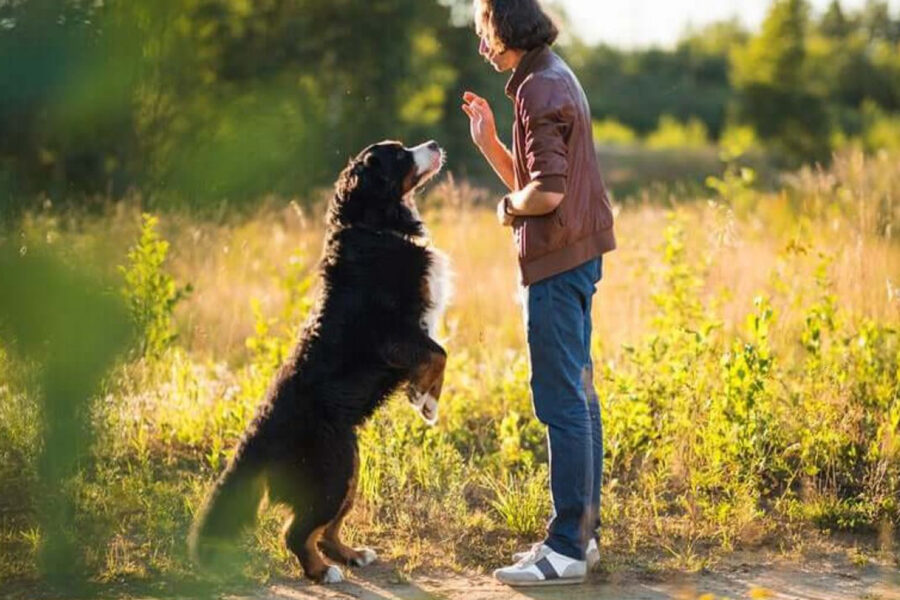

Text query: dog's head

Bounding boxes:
[329,140,445,236]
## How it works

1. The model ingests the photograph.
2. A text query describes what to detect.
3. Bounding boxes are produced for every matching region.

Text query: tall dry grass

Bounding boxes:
[1,149,898,584]
[146,151,899,367]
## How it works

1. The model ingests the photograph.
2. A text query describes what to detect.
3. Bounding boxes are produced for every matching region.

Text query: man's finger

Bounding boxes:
[470,102,489,119]
[463,91,482,103]
[461,104,475,119]
[465,92,492,113]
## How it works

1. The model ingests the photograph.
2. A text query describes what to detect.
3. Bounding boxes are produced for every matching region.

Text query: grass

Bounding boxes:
[0,149,898,590]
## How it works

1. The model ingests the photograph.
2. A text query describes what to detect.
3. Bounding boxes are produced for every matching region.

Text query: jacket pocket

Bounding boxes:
[517,213,568,260]
[555,209,566,228]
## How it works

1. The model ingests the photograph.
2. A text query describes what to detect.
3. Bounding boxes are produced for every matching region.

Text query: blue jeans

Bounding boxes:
[522,257,603,560]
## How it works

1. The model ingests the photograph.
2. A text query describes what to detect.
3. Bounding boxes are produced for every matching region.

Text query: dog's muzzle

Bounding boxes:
[410,141,445,179]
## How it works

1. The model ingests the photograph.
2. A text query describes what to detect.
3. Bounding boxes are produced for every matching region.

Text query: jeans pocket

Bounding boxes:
[525,280,554,345]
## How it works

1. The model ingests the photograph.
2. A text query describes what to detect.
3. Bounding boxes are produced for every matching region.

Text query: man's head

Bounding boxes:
[474,0,559,72]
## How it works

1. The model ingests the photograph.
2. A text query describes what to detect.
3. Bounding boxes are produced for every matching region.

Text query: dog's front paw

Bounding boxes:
[420,394,438,425]
[408,388,438,425]
[407,385,426,409]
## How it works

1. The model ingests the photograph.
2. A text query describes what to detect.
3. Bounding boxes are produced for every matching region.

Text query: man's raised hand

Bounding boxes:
[462,91,499,151]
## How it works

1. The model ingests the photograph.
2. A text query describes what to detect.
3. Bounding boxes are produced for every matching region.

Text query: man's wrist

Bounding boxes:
[478,134,501,155]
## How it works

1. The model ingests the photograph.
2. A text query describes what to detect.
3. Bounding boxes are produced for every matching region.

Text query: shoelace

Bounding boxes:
[516,542,545,566]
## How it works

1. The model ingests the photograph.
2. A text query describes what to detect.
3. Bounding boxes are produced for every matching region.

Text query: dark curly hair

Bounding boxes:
[475,0,559,54]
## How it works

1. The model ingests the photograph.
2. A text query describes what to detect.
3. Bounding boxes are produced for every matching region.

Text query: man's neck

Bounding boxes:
[509,49,526,71]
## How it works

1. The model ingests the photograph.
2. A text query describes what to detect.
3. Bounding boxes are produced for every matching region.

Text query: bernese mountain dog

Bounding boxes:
[189,140,451,584]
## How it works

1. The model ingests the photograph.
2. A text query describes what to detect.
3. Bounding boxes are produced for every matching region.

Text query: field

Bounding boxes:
[1,150,899,596]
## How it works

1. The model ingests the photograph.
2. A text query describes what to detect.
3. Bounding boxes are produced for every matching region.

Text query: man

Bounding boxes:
[461,0,617,587]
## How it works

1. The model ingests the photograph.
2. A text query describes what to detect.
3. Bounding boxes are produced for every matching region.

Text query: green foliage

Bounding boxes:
[244,246,316,393]
[734,0,809,86]
[120,214,191,358]
[707,126,759,214]
[732,0,831,165]
[718,125,761,160]
[0,0,508,203]
[566,34,735,139]
[820,0,851,38]
[0,245,133,583]
[861,102,900,153]
[485,467,550,537]
[646,116,710,150]
[2,0,899,201]
[592,118,638,146]
[2,165,900,584]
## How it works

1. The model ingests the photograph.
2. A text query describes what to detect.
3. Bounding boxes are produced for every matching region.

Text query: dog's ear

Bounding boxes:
[337,154,372,198]
[364,152,381,169]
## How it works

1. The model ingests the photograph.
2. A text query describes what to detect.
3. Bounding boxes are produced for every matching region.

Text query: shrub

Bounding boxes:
[646,115,710,149]
[119,214,191,358]
[592,118,638,146]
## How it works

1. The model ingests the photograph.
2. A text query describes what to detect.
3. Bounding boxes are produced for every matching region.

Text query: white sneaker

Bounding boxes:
[513,538,599,570]
[494,543,586,586]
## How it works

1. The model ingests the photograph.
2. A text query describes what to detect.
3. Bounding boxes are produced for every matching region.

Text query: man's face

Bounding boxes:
[474,0,518,72]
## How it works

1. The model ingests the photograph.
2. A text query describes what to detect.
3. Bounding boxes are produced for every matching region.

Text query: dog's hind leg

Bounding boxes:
[319,448,377,567]
[279,476,343,582]
[285,510,344,584]
[282,435,361,584]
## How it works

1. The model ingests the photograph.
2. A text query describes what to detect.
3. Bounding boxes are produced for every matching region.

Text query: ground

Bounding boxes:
[238,552,900,600]
[3,546,900,599]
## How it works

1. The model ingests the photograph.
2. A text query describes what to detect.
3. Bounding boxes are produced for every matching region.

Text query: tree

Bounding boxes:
[861,0,900,42]
[0,0,474,204]
[0,0,142,197]
[732,0,831,165]
[820,0,851,38]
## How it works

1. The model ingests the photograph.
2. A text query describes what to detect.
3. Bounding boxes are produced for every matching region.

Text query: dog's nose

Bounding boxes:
[427,141,440,151]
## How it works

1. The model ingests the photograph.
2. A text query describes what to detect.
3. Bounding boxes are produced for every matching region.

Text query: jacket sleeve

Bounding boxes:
[517,76,573,194]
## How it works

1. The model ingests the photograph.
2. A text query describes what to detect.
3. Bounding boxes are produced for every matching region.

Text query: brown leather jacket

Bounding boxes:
[506,45,616,285]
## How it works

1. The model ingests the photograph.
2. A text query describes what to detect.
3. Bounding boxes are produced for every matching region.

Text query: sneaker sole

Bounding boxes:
[498,576,586,587]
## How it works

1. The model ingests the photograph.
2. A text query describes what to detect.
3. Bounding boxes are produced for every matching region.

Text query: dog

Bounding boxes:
[189,140,451,584]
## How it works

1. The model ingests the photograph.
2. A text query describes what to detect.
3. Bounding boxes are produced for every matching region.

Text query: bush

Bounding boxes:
[592,118,638,146]
[862,101,900,153]
[120,214,191,358]
[646,115,710,149]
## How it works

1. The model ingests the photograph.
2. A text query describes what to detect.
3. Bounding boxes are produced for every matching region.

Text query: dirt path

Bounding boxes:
[6,551,898,599]
[236,558,900,600]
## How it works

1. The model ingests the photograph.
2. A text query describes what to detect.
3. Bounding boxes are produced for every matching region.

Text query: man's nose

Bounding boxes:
[479,37,489,56]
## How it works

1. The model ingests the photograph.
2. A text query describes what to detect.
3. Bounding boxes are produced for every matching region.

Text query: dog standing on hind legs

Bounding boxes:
[189,140,451,584]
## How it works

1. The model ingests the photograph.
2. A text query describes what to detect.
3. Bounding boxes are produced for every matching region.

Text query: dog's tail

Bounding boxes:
[188,443,266,569]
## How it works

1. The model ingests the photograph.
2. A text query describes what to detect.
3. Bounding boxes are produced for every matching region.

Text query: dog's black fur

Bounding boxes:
[189,141,448,582]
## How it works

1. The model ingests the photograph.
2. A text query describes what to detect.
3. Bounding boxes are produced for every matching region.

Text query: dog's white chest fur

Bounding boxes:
[420,247,452,340]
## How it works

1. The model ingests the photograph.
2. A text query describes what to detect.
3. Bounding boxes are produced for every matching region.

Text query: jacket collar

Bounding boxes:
[505,45,550,99]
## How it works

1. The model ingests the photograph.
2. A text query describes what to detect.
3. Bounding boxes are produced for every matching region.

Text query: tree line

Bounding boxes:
[1,0,898,209]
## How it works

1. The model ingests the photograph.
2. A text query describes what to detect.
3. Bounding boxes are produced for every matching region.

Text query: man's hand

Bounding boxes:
[462,91,499,151]
[504,182,564,217]
[496,197,514,227]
